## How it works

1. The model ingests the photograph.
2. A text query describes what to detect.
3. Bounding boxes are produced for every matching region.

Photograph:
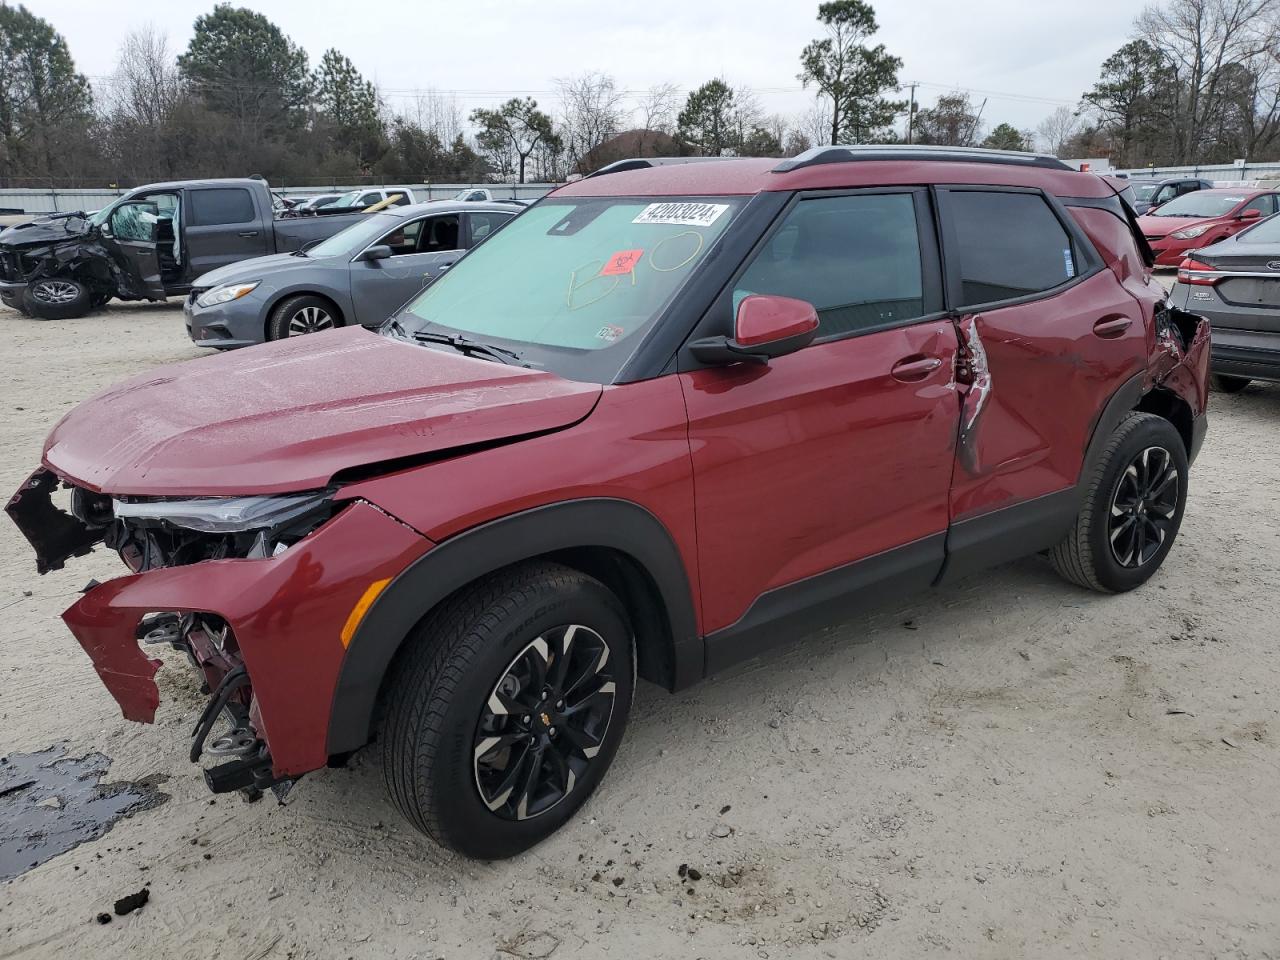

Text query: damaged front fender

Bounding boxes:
[54,500,431,776]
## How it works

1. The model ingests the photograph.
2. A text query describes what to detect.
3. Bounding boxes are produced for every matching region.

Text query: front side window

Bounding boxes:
[189,188,255,226]
[376,218,426,255]
[1248,194,1278,216]
[397,196,742,380]
[358,192,382,206]
[948,190,1079,307]
[734,193,925,337]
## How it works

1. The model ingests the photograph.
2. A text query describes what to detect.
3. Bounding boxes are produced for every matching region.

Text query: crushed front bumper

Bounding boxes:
[8,474,431,781]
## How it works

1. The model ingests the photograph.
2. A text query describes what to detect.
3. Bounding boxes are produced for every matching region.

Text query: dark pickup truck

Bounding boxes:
[0,178,372,319]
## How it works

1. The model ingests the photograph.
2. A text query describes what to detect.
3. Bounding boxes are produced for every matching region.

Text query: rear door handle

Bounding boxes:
[890,355,943,382]
[1093,316,1132,339]
[238,230,260,238]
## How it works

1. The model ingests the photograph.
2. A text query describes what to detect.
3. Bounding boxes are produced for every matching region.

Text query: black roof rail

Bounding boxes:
[772,144,1073,173]
[585,156,735,178]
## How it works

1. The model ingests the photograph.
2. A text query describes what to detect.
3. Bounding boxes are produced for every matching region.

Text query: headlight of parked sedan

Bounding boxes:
[195,281,260,308]
[1170,225,1213,240]
[109,490,336,571]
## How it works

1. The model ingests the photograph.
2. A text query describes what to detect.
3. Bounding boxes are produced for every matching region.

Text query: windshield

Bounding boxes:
[396,196,743,381]
[1237,213,1280,243]
[305,212,401,258]
[1149,193,1245,217]
[1132,183,1161,201]
[332,190,363,208]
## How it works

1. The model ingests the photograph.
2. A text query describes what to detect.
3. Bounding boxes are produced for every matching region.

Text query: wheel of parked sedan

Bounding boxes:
[266,293,342,341]
[1050,412,1188,593]
[21,277,92,320]
[378,561,635,859]
[1211,374,1251,394]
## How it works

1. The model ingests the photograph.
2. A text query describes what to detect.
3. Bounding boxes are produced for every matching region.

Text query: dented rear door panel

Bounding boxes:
[949,271,1149,521]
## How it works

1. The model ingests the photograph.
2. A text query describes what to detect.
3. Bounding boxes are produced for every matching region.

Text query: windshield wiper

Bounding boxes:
[412,330,524,365]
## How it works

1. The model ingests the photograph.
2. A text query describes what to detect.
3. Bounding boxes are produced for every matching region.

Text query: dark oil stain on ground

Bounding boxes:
[0,745,168,882]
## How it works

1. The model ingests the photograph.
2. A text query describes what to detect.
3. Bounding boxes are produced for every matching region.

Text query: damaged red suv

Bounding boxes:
[8,147,1210,859]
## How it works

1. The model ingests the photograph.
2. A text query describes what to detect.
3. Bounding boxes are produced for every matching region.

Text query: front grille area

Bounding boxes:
[0,250,24,283]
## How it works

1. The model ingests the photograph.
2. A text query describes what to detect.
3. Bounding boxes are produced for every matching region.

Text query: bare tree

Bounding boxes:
[1137,0,1280,162]
[402,88,466,145]
[1036,105,1083,156]
[638,82,680,136]
[107,25,182,125]
[556,71,625,175]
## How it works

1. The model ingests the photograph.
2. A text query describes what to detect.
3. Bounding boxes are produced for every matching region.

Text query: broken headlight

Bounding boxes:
[109,490,336,571]
[195,281,259,308]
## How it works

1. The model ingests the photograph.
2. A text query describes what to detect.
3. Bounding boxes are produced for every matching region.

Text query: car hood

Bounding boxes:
[193,252,339,289]
[43,327,602,496]
[0,215,94,249]
[1137,214,1215,234]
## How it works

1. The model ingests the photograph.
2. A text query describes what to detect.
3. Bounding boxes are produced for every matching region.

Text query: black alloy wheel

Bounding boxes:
[1107,445,1180,569]
[473,624,616,821]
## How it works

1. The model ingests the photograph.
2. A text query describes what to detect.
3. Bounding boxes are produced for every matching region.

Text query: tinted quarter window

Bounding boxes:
[189,188,255,226]
[949,191,1078,307]
[735,193,925,337]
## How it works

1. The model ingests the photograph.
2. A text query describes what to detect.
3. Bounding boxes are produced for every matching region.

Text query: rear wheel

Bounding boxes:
[1211,374,1251,394]
[266,294,340,341]
[22,277,92,320]
[1050,412,1188,593]
[379,562,634,859]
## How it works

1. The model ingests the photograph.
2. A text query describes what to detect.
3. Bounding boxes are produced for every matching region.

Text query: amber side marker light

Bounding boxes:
[1177,257,1218,285]
[340,578,391,648]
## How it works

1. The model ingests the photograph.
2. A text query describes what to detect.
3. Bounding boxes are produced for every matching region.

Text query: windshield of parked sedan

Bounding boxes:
[304,212,402,258]
[1132,183,1161,201]
[396,196,743,380]
[1148,193,1245,217]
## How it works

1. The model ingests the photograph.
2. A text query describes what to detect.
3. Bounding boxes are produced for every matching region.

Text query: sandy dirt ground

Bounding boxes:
[0,298,1278,960]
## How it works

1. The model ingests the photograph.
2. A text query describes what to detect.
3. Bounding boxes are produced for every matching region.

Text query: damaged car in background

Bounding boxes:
[0,177,388,320]
[7,147,1210,860]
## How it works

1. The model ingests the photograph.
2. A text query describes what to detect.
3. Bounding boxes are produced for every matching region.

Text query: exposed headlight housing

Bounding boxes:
[1170,224,1212,240]
[195,281,259,308]
[110,491,335,570]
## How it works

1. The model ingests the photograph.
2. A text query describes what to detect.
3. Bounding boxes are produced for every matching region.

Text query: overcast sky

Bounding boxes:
[26,0,1151,135]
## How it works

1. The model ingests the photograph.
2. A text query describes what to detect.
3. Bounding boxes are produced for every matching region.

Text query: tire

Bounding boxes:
[266,294,341,341]
[378,562,635,860]
[1050,412,1189,594]
[0,290,29,316]
[21,277,92,320]
[1211,374,1251,394]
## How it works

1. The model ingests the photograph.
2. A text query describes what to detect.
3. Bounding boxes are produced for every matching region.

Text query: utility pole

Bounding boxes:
[905,82,918,144]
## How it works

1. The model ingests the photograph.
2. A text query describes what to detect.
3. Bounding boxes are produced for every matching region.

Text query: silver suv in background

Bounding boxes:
[184,200,517,348]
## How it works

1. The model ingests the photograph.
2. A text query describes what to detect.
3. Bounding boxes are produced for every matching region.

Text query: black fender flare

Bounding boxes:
[325,497,701,757]
[1076,371,1146,502]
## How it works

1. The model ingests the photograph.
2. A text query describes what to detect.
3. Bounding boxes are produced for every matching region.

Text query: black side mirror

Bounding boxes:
[359,245,392,262]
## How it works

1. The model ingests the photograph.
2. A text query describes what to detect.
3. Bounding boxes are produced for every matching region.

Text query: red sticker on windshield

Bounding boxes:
[600,249,644,276]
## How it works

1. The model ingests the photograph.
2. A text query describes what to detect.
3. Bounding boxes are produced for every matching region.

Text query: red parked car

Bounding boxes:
[8,147,1210,859]
[1137,186,1280,266]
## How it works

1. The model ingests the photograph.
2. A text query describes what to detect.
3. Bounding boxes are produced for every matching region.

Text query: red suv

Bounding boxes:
[8,147,1210,859]
[1137,186,1280,266]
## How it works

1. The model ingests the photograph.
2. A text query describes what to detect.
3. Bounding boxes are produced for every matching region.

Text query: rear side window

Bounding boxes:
[189,188,255,226]
[734,193,925,337]
[468,212,512,244]
[948,191,1078,307]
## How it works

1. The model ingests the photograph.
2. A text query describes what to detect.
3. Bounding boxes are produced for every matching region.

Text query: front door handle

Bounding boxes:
[238,230,260,238]
[1093,315,1132,339]
[890,355,943,382]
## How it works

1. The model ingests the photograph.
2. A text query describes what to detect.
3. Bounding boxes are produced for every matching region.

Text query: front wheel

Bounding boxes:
[1050,412,1189,593]
[266,294,341,341]
[378,562,634,859]
[22,277,92,320]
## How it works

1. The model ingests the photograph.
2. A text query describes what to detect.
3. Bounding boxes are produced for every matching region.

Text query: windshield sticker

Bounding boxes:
[600,249,644,276]
[633,202,729,227]
[596,324,625,343]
